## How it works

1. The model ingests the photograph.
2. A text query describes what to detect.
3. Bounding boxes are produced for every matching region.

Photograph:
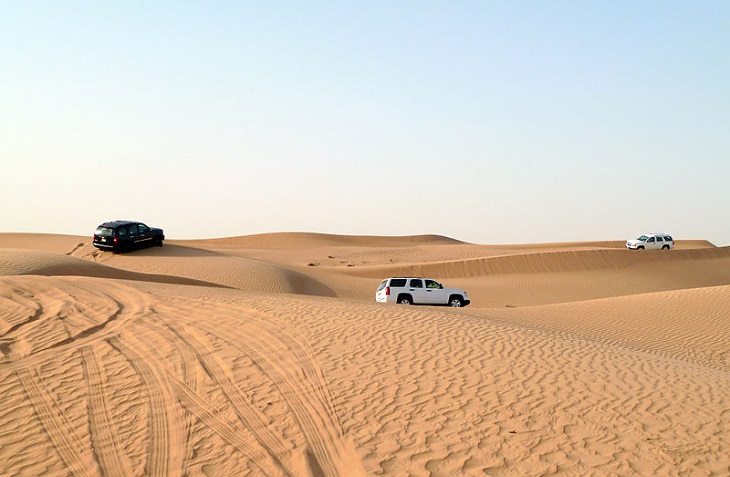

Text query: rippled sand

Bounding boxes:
[1,233,729,476]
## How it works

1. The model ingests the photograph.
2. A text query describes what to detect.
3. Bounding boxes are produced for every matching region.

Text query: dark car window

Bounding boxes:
[390,279,407,287]
[138,224,150,233]
[648,237,655,242]
[665,236,673,241]
[118,227,127,236]
[95,227,113,237]
[410,279,423,288]
[425,279,442,289]
[656,236,663,242]
[129,224,139,235]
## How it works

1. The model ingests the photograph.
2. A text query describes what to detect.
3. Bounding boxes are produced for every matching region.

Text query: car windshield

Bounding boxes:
[95,227,113,237]
[637,235,649,242]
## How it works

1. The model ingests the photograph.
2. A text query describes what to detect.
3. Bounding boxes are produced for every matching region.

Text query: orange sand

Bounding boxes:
[1,232,729,476]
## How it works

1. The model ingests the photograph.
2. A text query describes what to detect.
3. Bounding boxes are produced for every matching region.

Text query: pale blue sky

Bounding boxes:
[2,2,729,245]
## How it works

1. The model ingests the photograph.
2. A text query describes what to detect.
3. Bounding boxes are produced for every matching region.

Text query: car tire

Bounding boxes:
[397,295,412,305]
[637,246,644,250]
[449,296,463,307]
[662,245,670,250]
[155,238,163,247]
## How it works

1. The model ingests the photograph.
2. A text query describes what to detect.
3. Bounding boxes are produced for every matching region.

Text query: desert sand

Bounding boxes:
[1,232,729,476]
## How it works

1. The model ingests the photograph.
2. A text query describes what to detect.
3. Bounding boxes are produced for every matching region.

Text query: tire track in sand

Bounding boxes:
[148,314,201,472]
[127,317,291,477]
[2,277,365,476]
[168,372,289,477]
[15,365,98,477]
[243,307,340,428]
[108,333,185,477]
[0,277,150,375]
[79,345,134,477]
[1,277,151,477]
[165,301,365,477]
[159,318,294,473]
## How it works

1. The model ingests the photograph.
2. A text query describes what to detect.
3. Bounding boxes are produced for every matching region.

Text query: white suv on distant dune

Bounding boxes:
[376,277,470,307]
[626,233,674,250]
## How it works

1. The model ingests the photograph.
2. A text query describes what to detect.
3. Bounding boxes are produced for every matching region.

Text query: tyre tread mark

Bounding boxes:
[168,373,289,477]
[80,346,134,477]
[162,320,293,474]
[16,366,97,477]
[180,309,363,476]
[244,308,341,427]
[0,278,150,373]
[139,315,290,476]
[109,335,184,477]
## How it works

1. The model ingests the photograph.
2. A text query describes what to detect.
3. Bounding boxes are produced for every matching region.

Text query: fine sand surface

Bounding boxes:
[1,232,729,476]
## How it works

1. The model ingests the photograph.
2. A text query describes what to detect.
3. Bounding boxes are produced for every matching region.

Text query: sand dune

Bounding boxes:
[346,245,730,278]
[180,232,465,249]
[0,248,229,289]
[1,232,729,476]
[477,284,730,370]
[92,249,337,296]
[0,233,91,254]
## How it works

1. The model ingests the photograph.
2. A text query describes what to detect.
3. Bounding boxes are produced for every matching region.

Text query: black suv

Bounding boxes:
[93,221,164,253]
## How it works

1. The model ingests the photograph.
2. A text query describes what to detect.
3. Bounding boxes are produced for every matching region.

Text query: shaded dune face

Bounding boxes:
[1,232,729,476]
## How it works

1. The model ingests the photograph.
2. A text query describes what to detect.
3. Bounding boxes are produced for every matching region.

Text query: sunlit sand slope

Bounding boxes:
[1,276,728,476]
[345,246,730,306]
[0,276,364,477]
[478,284,730,370]
[1,232,729,476]
[346,246,730,278]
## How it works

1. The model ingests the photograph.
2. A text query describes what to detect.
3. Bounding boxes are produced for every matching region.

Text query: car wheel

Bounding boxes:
[156,238,163,247]
[637,246,644,250]
[398,295,412,305]
[662,245,670,250]
[449,297,463,307]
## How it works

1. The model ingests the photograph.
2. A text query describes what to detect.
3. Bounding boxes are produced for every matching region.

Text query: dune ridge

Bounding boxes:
[0,248,229,289]
[346,246,730,278]
[180,231,465,249]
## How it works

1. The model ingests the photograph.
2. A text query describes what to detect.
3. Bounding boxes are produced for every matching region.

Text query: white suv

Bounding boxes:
[376,277,471,307]
[626,233,674,250]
